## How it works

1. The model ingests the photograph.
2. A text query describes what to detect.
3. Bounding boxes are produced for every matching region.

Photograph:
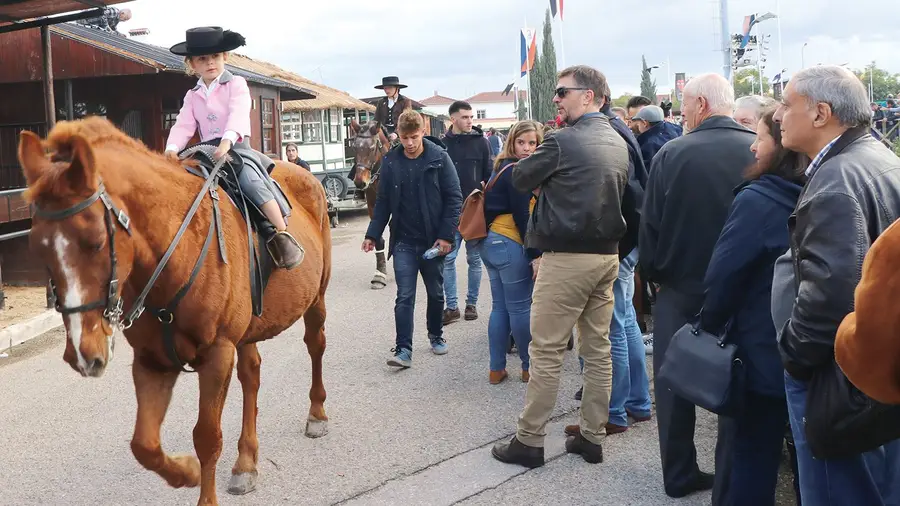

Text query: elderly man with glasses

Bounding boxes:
[491,65,629,468]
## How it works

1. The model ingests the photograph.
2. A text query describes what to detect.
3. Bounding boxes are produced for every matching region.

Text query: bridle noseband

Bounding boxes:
[353,130,389,190]
[33,181,132,330]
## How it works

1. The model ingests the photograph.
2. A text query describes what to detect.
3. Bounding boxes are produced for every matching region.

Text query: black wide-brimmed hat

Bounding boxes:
[170,27,246,57]
[375,76,407,90]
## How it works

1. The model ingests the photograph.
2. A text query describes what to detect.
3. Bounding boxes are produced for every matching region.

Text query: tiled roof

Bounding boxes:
[51,23,315,98]
[465,90,528,104]
[226,54,374,113]
[420,93,457,106]
[0,0,131,22]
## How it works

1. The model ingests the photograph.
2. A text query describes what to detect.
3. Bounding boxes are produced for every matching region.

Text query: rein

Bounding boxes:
[33,157,229,373]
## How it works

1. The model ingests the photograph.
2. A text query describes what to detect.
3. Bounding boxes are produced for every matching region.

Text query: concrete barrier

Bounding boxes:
[0,310,63,351]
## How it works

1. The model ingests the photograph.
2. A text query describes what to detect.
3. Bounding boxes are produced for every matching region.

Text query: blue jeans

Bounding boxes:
[480,231,532,372]
[444,229,482,309]
[393,241,445,352]
[582,248,652,425]
[785,372,900,505]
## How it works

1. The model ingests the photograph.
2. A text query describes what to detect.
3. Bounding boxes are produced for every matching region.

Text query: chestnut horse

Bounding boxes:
[20,117,331,506]
[348,119,390,289]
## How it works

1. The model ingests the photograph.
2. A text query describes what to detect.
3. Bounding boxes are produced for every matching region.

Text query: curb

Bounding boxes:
[0,310,63,351]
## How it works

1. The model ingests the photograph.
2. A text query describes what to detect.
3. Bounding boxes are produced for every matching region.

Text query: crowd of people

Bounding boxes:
[360,63,900,505]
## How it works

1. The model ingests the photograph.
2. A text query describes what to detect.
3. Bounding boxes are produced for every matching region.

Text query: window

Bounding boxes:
[329,108,341,143]
[281,111,303,142]
[261,98,275,154]
[476,109,487,119]
[302,111,322,143]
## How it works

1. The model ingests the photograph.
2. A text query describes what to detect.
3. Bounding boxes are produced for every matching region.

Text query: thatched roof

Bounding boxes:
[227,54,374,113]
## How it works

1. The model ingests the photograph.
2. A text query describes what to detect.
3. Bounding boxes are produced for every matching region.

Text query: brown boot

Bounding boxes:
[564,422,628,437]
[521,370,530,383]
[489,370,508,385]
[267,230,305,269]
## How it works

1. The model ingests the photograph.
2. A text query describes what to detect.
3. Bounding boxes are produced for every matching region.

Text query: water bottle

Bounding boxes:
[422,246,441,260]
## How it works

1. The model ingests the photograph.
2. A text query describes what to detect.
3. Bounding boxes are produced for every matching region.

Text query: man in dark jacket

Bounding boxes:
[363,110,463,368]
[639,73,756,499]
[440,100,492,324]
[631,105,682,166]
[492,65,628,469]
[774,65,900,504]
[373,76,413,142]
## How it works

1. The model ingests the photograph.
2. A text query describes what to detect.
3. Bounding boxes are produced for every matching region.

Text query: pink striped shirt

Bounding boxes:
[165,70,252,153]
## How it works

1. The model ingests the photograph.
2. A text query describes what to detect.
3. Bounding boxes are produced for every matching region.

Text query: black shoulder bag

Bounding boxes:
[656,318,746,417]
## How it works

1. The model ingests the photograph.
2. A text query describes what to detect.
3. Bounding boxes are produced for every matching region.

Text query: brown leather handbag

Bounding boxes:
[458,163,515,241]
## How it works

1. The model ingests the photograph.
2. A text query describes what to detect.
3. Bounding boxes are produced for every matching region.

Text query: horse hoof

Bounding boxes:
[227,471,259,495]
[169,453,201,488]
[305,417,329,438]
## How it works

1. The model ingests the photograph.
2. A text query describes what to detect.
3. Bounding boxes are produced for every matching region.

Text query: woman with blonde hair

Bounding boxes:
[480,120,544,384]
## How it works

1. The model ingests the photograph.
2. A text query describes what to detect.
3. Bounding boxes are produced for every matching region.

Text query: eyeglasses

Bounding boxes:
[555,87,589,98]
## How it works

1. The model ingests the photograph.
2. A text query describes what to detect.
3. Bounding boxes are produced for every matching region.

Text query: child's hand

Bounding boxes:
[213,139,232,161]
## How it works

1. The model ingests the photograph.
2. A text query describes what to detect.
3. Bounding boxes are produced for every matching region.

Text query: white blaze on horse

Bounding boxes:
[20,117,331,506]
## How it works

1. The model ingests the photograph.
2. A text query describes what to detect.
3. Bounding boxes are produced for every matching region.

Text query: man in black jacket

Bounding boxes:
[775,65,900,504]
[440,100,492,324]
[363,110,462,369]
[492,65,628,469]
[639,73,756,499]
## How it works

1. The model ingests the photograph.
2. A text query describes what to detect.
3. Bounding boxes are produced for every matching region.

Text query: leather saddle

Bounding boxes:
[177,142,285,317]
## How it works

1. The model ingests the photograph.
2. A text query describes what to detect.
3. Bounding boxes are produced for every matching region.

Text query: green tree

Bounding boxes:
[516,96,529,120]
[528,9,559,124]
[611,94,634,108]
[640,55,657,103]
[854,62,900,101]
[733,68,771,98]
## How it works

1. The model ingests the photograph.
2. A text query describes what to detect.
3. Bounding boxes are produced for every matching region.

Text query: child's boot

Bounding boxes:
[267,230,305,269]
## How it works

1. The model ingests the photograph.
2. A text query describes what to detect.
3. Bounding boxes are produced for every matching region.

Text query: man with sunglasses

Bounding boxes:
[491,65,629,468]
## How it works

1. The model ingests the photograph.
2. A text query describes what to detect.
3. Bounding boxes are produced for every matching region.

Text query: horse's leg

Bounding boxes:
[227,343,261,496]
[130,360,201,488]
[303,296,329,438]
[194,338,236,506]
[368,184,388,290]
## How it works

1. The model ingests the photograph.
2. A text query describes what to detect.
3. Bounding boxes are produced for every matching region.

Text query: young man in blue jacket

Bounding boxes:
[441,100,492,324]
[362,110,463,368]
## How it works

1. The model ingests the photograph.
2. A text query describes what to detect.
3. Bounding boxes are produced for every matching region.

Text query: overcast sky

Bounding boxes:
[123,0,899,102]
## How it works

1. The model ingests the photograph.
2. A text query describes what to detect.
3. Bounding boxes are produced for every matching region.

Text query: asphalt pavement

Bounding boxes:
[0,211,721,505]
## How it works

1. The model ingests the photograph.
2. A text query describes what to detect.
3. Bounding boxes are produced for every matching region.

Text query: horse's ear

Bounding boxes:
[369,121,381,135]
[349,119,360,136]
[63,134,98,192]
[18,130,48,186]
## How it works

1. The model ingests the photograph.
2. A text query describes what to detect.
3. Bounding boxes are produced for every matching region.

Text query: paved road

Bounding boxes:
[0,212,719,505]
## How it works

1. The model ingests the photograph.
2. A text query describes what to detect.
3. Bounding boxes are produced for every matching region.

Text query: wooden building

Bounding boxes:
[0,21,314,284]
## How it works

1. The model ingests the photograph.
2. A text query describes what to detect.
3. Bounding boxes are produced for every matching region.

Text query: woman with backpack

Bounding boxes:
[480,120,544,384]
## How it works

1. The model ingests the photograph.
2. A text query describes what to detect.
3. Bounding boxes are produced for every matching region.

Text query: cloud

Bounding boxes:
[123,0,899,102]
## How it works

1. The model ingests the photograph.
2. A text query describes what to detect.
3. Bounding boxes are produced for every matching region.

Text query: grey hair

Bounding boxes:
[734,95,776,120]
[683,73,735,113]
[790,66,872,127]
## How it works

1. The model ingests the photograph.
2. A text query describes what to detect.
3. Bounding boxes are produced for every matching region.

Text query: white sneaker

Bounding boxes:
[643,334,654,355]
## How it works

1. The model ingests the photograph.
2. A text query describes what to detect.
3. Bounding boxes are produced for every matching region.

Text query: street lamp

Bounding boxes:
[802,41,808,69]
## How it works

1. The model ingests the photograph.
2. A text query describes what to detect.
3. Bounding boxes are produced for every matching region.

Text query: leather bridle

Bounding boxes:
[33,181,131,331]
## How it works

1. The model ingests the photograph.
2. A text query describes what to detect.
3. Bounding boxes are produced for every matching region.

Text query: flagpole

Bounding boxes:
[524,15,533,121]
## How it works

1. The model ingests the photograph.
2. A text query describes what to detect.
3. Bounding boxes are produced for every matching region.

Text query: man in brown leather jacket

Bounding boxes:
[374,76,413,143]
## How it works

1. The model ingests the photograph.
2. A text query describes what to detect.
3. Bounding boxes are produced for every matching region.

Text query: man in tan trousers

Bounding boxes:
[491,65,629,468]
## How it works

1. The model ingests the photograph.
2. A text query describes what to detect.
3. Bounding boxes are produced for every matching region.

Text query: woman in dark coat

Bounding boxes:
[699,106,809,506]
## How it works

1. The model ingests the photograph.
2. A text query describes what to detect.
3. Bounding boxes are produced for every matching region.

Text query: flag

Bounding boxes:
[740,14,756,49]
[520,27,537,77]
[550,0,564,21]
[772,72,782,83]
[502,82,514,96]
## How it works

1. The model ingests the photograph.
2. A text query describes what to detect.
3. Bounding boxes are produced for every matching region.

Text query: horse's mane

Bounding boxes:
[25,117,189,203]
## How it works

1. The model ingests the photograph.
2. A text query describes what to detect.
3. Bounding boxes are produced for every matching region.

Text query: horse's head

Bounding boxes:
[349,120,388,190]
[19,121,134,378]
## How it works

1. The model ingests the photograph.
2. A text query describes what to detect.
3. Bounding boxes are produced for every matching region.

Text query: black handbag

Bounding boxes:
[804,360,900,460]
[657,321,746,417]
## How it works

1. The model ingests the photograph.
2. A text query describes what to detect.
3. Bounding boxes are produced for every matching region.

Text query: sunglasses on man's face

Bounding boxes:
[555,87,589,98]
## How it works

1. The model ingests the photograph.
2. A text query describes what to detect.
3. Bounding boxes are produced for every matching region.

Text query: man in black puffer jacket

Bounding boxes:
[440,100,492,325]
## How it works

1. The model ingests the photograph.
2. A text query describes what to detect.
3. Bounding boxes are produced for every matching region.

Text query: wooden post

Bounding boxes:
[40,25,56,130]
[65,79,74,120]
[41,25,56,310]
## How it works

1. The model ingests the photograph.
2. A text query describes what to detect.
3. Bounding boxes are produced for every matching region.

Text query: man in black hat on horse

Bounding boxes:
[374,76,413,143]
